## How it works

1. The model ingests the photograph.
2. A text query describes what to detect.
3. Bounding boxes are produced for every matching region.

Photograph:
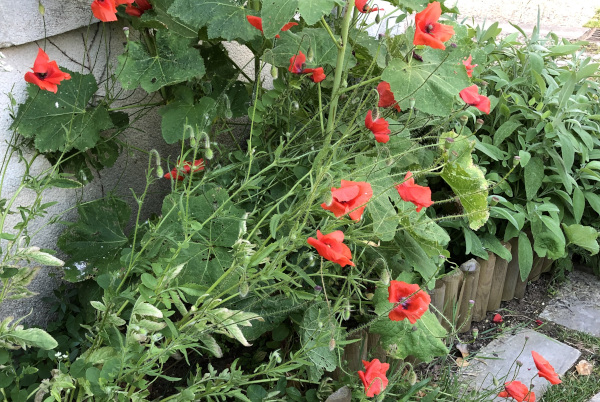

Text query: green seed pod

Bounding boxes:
[271,65,278,79]
[459,115,468,126]
[475,118,484,131]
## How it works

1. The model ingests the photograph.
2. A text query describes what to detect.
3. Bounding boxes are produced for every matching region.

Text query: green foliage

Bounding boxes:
[159,88,217,143]
[11,71,113,152]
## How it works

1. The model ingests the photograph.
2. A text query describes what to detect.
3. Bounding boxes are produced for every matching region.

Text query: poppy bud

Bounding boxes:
[513,155,520,166]
[375,13,381,23]
[490,196,500,206]
[270,65,278,79]
[318,322,323,328]
[459,115,468,126]
[328,338,336,351]
[38,1,45,15]
[475,118,484,131]
[314,285,322,293]
[380,269,390,286]
[204,148,214,160]
[307,46,314,62]
[493,378,499,386]
[156,166,164,178]
[409,98,416,109]
[472,328,479,339]
[447,43,457,52]
[516,360,523,367]
[239,280,249,298]
[123,27,130,39]
[323,192,333,207]
[412,325,418,332]
[365,292,374,300]
[291,101,299,111]
[223,95,232,119]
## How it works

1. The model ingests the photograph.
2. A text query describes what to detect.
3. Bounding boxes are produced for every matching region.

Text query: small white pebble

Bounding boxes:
[55,102,59,108]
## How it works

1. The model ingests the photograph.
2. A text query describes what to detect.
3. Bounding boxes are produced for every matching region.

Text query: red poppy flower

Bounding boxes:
[532,351,561,385]
[462,55,477,77]
[498,381,535,402]
[91,0,118,22]
[395,171,433,212]
[125,0,152,17]
[535,319,543,326]
[246,16,298,39]
[492,313,503,323]
[303,67,326,83]
[358,359,390,397]
[321,180,373,221]
[164,159,205,181]
[459,85,491,114]
[24,48,71,94]
[387,280,431,324]
[377,81,401,112]
[365,110,390,143]
[355,0,381,14]
[307,230,354,268]
[289,51,306,74]
[413,1,455,50]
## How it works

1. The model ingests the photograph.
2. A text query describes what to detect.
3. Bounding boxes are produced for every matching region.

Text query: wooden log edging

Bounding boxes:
[487,241,512,311]
[472,252,496,322]
[456,259,480,333]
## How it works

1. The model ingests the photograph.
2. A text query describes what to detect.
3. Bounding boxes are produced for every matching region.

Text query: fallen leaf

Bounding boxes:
[575,360,593,376]
[456,343,469,358]
[456,357,470,367]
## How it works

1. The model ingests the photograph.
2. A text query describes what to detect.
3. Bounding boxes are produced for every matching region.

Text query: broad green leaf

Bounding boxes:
[11,71,113,152]
[159,92,216,144]
[301,302,338,381]
[481,233,511,261]
[237,295,297,341]
[10,328,58,350]
[524,156,544,200]
[370,287,447,362]
[563,224,599,255]
[261,0,298,38]
[268,28,356,70]
[351,30,388,69]
[139,0,197,38]
[299,0,341,25]
[439,132,489,230]
[531,214,565,259]
[58,198,130,282]
[493,120,521,146]
[518,150,531,167]
[584,192,600,215]
[490,206,524,230]
[118,30,205,93]
[132,301,164,318]
[168,0,260,41]
[548,148,574,194]
[396,231,439,282]
[383,48,470,116]
[518,232,533,281]
[398,202,450,257]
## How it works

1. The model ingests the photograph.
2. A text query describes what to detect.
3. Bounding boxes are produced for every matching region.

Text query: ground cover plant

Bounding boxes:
[0,0,599,400]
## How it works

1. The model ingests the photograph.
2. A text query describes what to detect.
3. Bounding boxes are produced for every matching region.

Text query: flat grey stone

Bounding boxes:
[590,391,600,402]
[539,271,600,337]
[325,386,351,402]
[461,328,580,400]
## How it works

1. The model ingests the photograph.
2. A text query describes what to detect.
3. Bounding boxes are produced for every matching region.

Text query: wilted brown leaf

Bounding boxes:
[575,360,593,376]
[456,357,470,367]
[456,343,469,358]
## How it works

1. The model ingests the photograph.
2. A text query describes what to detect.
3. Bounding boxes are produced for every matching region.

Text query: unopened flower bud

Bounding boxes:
[375,13,381,23]
[412,325,418,332]
[472,328,479,339]
[513,155,521,166]
[307,46,314,62]
[516,360,523,367]
[291,101,299,111]
[323,192,333,207]
[239,281,249,298]
[380,269,390,286]
[270,65,278,79]
[38,2,45,15]
[365,292,374,300]
[493,378,499,386]
[204,148,214,160]
[156,166,164,178]
[469,299,475,306]
[409,98,416,109]
[475,118,484,131]
[459,115,468,126]
[447,43,457,52]
[123,27,130,39]
[314,285,322,293]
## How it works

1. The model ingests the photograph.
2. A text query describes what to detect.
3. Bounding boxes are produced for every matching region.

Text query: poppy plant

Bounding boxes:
[164,159,205,181]
[387,280,431,324]
[125,0,152,17]
[321,180,373,221]
[288,51,306,74]
[459,85,491,114]
[498,381,535,402]
[462,55,477,77]
[304,67,327,83]
[395,172,433,212]
[91,0,134,22]
[307,230,354,268]
[532,351,561,384]
[413,2,455,50]
[246,16,298,39]
[24,48,71,94]
[365,110,390,143]
[377,82,401,112]
[358,359,389,397]
[355,0,381,14]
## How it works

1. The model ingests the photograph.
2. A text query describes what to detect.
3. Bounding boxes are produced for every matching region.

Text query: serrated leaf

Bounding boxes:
[118,30,205,93]
[133,301,164,318]
[439,132,489,230]
[139,0,198,38]
[11,71,113,152]
[299,0,340,25]
[58,198,130,282]
[383,48,470,116]
[168,0,260,41]
[10,328,58,350]
[301,302,338,381]
[159,94,216,144]
[396,231,438,280]
[261,0,298,38]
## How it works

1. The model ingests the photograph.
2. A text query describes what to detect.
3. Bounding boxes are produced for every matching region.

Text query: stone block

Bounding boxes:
[460,328,580,400]
[539,271,600,337]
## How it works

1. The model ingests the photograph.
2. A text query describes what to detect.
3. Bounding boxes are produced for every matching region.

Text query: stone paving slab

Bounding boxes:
[590,391,600,402]
[539,271,600,337]
[461,328,580,400]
